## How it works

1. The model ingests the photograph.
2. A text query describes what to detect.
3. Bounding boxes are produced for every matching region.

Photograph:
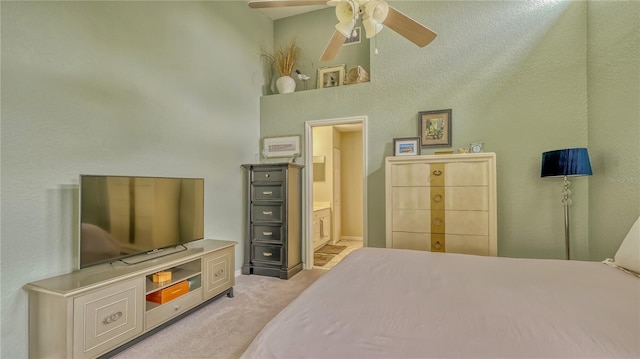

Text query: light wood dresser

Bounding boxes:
[385,153,497,256]
[24,239,235,359]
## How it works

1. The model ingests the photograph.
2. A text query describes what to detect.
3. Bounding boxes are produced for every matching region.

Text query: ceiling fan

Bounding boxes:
[248,0,437,61]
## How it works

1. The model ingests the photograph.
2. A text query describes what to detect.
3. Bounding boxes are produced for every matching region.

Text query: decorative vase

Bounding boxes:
[276,75,296,94]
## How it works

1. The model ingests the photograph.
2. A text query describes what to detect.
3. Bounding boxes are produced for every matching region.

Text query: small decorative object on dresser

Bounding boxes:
[393,137,420,156]
[242,163,304,279]
[419,109,452,147]
[470,142,484,153]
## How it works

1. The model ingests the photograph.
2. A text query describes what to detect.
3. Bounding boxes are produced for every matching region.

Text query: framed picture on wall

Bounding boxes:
[419,109,452,147]
[317,64,346,89]
[393,137,420,156]
[344,27,361,45]
[261,135,301,158]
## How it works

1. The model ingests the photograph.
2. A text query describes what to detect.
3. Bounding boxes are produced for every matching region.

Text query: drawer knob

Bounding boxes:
[215,269,224,277]
[433,169,442,176]
[262,211,273,215]
[433,241,442,250]
[265,174,270,178]
[263,252,273,257]
[262,231,273,236]
[174,305,181,311]
[432,217,443,226]
[433,194,443,202]
[102,311,123,325]
[262,191,273,195]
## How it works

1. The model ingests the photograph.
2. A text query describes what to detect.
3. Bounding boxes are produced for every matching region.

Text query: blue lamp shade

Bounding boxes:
[541,148,593,177]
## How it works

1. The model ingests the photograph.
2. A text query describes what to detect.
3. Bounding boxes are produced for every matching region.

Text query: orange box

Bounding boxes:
[146,281,189,304]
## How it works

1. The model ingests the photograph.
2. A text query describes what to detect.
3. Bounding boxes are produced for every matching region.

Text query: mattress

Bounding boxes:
[241,247,640,358]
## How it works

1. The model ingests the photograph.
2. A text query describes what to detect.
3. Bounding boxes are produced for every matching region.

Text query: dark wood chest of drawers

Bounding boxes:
[241,163,304,279]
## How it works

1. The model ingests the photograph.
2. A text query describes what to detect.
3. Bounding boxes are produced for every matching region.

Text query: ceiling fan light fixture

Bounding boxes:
[334,0,358,38]
[335,0,358,24]
[335,19,356,38]
[362,17,383,38]
[365,0,389,22]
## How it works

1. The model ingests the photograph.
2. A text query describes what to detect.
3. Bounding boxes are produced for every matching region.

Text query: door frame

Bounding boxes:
[303,116,368,269]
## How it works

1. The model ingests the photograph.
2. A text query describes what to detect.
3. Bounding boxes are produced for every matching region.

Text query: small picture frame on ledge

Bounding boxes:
[261,135,301,159]
[419,109,452,147]
[393,137,420,156]
[317,64,346,89]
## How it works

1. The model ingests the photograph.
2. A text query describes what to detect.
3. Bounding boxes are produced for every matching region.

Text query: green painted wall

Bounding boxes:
[272,8,370,93]
[1,2,271,357]
[262,1,599,259]
[587,1,640,259]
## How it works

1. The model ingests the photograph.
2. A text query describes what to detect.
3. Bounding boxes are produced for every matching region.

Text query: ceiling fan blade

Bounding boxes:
[320,30,347,62]
[248,0,328,9]
[383,6,437,47]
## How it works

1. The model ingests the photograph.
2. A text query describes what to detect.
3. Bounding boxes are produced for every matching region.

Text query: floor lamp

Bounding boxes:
[541,148,592,260]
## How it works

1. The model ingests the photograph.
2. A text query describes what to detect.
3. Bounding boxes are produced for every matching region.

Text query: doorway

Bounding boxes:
[304,116,367,269]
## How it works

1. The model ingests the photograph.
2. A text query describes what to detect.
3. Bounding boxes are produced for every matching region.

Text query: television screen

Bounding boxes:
[79,175,204,268]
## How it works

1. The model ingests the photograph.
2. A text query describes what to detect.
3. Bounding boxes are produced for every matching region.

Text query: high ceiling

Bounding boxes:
[254,3,327,20]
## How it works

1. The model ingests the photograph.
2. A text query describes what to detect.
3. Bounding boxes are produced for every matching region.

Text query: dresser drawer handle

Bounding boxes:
[102,311,122,325]
[262,191,273,195]
[433,241,443,250]
[174,305,181,311]
[433,194,443,202]
[262,211,273,215]
[433,170,442,176]
[262,231,273,236]
[432,217,443,226]
[263,252,273,257]
[215,269,224,277]
[264,174,270,178]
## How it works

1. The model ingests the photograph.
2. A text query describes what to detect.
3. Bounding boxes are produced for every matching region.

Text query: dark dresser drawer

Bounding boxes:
[252,169,284,182]
[252,204,282,222]
[252,224,283,243]
[252,244,283,265]
[252,184,283,201]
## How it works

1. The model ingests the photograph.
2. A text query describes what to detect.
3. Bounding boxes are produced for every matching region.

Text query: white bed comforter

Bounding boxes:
[242,248,640,358]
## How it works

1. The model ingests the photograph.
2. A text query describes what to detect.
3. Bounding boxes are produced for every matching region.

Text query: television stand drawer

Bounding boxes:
[145,287,202,330]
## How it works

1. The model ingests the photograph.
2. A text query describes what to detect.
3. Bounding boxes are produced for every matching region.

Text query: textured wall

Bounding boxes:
[587,1,640,259]
[262,1,592,259]
[273,7,371,93]
[0,2,271,357]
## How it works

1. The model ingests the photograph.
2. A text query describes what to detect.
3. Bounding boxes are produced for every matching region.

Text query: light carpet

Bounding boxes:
[109,269,325,359]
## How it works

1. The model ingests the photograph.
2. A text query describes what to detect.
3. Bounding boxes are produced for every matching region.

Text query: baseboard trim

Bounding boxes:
[340,236,363,241]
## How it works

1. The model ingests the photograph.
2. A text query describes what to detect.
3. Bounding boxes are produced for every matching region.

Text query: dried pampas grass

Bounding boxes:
[264,40,300,77]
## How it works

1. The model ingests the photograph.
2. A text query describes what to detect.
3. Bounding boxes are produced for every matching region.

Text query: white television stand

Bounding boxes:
[25,239,236,359]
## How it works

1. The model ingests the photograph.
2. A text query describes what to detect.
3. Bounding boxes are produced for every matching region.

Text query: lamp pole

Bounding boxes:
[562,175,572,260]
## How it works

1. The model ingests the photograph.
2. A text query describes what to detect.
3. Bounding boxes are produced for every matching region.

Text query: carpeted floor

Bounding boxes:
[110,269,325,359]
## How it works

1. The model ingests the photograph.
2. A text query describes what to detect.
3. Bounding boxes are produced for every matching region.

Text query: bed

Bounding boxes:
[241,218,640,358]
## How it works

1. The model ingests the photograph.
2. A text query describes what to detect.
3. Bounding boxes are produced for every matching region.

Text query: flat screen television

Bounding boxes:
[79,175,204,268]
